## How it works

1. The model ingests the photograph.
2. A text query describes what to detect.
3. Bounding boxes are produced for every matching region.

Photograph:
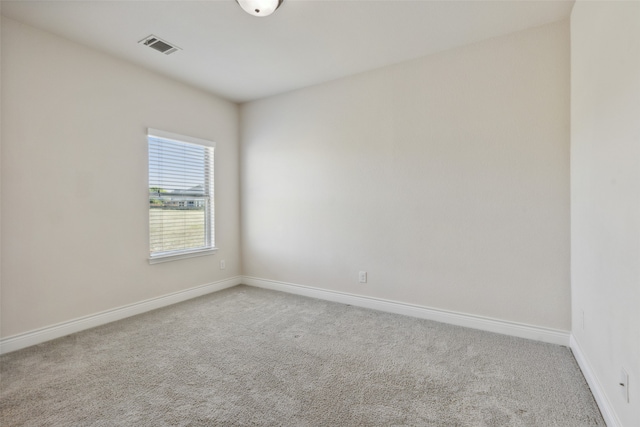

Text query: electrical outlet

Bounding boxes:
[620,368,629,403]
[358,271,367,283]
[220,260,226,270]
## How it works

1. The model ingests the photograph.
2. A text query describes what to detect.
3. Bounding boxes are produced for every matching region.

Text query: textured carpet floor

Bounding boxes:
[1,285,604,426]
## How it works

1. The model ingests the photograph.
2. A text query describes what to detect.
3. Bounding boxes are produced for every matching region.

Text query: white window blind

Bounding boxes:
[148,129,215,261]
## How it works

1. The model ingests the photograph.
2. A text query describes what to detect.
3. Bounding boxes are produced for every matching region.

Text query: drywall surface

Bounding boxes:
[1,17,241,337]
[571,1,640,425]
[241,21,570,330]
[0,11,3,338]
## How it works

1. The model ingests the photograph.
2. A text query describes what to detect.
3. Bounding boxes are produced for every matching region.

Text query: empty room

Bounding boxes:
[0,0,638,426]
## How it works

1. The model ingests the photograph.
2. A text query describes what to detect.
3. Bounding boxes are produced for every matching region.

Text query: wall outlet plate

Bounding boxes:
[620,368,629,403]
[358,271,367,283]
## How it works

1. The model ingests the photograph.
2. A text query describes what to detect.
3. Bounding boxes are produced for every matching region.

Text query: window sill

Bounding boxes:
[149,248,218,264]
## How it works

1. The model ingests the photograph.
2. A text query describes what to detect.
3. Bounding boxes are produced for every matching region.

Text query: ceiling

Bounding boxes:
[1,0,574,103]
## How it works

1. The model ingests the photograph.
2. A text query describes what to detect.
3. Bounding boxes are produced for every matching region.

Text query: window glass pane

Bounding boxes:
[148,132,214,257]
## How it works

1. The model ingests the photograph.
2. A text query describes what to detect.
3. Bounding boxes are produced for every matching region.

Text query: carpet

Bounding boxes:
[1,285,604,426]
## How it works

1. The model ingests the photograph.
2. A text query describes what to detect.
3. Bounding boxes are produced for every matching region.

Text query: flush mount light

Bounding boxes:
[236,0,283,17]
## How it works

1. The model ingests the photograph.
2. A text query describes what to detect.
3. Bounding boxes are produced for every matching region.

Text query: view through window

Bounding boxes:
[148,129,215,260]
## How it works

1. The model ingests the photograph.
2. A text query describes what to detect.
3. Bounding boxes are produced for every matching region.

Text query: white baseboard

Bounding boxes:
[0,275,570,354]
[570,335,621,427]
[242,276,570,346]
[0,276,242,355]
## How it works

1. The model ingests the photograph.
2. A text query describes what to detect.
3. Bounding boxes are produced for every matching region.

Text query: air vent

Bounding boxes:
[138,35,181,55]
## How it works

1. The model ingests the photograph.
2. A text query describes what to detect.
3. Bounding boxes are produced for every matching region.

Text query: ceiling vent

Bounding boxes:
[139,35,181,55]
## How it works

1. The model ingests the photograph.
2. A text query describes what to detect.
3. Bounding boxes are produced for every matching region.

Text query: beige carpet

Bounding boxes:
[1,285,604,426]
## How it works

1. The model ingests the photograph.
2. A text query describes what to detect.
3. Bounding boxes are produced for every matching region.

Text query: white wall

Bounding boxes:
[571,1,640,425]
[0,9,3,338]
[241,21,570,330]
[1,17,241,338]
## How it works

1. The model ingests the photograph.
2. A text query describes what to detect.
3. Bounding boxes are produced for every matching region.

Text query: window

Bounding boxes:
[147,129,215,263]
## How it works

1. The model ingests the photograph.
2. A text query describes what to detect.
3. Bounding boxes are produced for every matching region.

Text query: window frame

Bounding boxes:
[147,128,217,264]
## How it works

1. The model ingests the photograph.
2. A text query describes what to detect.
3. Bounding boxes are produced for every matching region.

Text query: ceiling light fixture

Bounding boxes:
[236,0,283,17]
